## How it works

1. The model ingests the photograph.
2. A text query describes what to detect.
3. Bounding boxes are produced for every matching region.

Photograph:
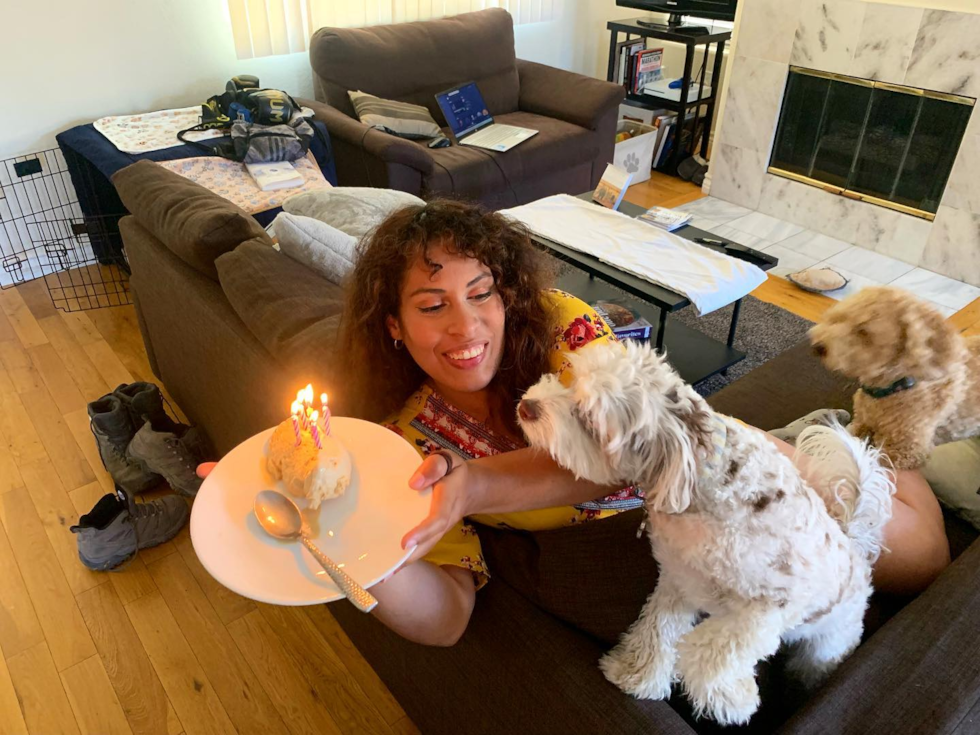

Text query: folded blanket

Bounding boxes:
[94,106,224,154]
[501,195,767,316]
[159,152,331,215]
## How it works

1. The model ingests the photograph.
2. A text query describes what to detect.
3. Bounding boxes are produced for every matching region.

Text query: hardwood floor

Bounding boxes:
[2,174,976,734]
[0,280,417,735]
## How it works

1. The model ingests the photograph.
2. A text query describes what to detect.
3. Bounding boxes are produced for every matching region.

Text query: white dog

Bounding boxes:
[517,341,894,726]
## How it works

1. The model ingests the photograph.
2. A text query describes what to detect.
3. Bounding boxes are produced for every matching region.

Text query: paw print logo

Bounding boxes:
[624,152,640,174]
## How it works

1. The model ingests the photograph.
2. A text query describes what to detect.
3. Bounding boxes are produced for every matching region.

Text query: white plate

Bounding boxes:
[190,417,427,605]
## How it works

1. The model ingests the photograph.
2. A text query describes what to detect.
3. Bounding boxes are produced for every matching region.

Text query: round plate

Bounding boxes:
[190,417,427,605]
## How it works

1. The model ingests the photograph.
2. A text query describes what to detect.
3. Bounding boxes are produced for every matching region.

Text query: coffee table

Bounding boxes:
[531,194,778,385]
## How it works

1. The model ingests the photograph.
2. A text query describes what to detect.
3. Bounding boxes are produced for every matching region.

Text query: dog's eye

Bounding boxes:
[856,326,871,342]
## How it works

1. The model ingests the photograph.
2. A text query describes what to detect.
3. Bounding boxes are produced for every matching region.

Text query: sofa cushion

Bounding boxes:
[112,160,272,281]
[423,111,600,200]
[282,187,424,239]
[215,238,345,376]
[310,8,519,123]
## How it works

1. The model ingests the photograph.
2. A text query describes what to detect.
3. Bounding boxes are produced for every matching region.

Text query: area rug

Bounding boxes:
[673,295,814,396]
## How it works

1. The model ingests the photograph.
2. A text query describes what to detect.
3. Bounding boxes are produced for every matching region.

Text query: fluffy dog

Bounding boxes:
[517,341,893,726]
[810,286,980,469]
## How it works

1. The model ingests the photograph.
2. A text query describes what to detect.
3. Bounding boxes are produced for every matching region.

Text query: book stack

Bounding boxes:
[614,40,665,96]
[637,206,693,232]
[246,161,304,192]
[592,298,653,342]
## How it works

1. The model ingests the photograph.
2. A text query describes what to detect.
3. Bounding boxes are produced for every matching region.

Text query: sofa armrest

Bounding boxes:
[781,537,980,734]
[297,98,434,176]
[517,60,625,131]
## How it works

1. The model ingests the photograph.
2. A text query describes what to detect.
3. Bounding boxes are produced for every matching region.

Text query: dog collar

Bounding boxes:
[860,376,917,399]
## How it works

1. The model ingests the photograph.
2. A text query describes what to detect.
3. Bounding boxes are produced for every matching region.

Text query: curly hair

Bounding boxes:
[340,199,555,423]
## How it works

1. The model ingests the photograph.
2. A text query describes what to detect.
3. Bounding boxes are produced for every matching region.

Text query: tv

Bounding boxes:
[616,0,737,32]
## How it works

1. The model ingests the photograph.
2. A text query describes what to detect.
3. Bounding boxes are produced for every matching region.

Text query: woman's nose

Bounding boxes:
[447,305,480,336]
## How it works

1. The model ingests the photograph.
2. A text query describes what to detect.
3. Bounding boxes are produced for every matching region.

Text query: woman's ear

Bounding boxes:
[386,315,402,342]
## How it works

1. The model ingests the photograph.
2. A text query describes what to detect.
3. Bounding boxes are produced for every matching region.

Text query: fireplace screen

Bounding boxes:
[769,67,975,220]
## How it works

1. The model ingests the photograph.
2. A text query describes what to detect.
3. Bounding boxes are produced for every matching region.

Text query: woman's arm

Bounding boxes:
[403,448,616,562]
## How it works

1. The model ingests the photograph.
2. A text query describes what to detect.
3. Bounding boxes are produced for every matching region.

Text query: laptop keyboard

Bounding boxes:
[467,125,524,147]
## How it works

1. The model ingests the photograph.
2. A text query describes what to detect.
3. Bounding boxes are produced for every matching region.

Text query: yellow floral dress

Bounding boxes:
[383,289,645,589]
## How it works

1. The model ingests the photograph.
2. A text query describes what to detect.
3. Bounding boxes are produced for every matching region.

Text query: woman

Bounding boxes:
[335,199,950,647]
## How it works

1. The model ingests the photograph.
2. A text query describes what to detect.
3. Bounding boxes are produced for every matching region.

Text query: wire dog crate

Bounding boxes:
[0,148,132,311]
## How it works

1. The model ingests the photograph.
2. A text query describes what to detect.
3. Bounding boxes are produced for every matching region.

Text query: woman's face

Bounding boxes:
[387,242,506,397]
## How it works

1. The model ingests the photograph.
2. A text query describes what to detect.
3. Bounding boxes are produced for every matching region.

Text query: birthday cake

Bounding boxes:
[266,386,351,510]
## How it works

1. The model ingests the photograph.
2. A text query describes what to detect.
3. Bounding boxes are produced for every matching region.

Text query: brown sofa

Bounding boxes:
[304,9,625,208]
[114,162,980,734]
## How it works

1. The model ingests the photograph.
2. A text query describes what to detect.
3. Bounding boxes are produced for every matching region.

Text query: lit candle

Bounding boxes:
[320,392,331,436]
[292,399,307,430]
[290,414,301,447]
[309,410,323,450]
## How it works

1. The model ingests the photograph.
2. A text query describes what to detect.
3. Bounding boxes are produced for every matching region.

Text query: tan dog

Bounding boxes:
[809,286,980,469]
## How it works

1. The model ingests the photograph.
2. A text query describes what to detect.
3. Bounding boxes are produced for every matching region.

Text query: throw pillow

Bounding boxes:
[274,212,356,285]
[282,187,425,240]
[922,438,980,531]
[348,90,442,140]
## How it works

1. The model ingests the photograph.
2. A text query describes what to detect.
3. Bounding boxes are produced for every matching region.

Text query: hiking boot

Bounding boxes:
[127,423,208,497]
[69,486,189,571]
[114,382,178,433]
[87,394,162,494]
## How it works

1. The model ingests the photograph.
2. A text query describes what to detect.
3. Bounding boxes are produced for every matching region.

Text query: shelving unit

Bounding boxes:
[607,17,731,175]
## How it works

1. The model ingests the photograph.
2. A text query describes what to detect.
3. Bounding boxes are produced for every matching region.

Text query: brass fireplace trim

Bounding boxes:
[767,167,937,222]
[789,67,976,106]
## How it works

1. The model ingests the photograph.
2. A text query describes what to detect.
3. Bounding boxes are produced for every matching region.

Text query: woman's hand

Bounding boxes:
[402,453,476,564]
[196,462,218,479]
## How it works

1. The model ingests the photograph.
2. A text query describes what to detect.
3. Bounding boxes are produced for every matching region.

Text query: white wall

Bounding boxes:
[0,0,600,160]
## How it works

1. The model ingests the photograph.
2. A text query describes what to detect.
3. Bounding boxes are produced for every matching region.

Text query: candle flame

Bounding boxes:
[310,410,319,422]
[320,392,328,405]
[303,384,314,405]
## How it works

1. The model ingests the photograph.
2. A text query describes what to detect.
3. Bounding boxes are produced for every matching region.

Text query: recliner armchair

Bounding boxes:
[301,8,625,208]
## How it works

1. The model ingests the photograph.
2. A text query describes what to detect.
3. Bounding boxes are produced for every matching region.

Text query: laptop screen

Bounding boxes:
[436,83,492,139]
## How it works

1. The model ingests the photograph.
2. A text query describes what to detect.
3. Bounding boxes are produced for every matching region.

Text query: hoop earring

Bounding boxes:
[393,339,404,350]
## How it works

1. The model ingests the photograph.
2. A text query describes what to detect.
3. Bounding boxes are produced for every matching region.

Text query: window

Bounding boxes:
[227,0,562,60]
[769,67,974,220]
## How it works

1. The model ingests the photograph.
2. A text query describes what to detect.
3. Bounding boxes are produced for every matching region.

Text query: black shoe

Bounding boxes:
[87,394,162,494]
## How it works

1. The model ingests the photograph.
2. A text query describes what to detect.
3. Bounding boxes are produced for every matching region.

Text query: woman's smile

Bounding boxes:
[444,341,488,369]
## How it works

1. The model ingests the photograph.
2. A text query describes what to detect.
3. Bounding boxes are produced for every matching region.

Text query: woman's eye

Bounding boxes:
[418,303,445,314]
[472,291,494,302]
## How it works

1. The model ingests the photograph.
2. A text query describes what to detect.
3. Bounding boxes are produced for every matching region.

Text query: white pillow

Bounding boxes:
[274,212,357,285]
[282,187,425,240]
[922,438,980,530]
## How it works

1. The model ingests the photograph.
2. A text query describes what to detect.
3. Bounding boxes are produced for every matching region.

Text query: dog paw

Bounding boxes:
[599,648,673,700]
[684,676,760,727]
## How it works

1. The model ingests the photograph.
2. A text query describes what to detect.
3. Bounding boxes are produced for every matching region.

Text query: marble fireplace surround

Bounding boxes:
[707,0,980,286]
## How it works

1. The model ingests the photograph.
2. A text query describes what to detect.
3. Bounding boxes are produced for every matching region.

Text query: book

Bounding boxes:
[245,161,304,192]
[592,163,633,211]
[592,298,653,342]
[614,39,644,86]
[633,48,664,95]
[638,206,692,232]
[654,120,674,168]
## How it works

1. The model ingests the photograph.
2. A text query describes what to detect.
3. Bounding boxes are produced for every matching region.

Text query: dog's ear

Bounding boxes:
[897,299,962,380]
[639,419,698,514]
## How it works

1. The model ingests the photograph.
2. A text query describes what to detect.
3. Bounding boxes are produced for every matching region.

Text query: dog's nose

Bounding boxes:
[812,343,827,358]
[518,399,540,422]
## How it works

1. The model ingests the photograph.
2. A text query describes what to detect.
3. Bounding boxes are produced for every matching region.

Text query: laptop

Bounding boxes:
[435,82,538,152]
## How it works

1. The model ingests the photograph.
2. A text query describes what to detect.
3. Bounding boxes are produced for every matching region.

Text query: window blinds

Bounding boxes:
[228,0,560,59]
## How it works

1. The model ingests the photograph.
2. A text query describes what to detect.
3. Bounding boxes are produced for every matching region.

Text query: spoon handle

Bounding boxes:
[300,535,378,613]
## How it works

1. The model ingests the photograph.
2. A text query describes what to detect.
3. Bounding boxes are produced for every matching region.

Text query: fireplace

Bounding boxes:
[768,67,974,221]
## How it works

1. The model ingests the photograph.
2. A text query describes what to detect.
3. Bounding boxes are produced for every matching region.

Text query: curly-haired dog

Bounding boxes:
[810,286,980,469]
[517,341,894,726]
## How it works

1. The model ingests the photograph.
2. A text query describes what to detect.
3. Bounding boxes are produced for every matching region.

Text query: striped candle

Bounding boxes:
[290,414,301,447]
[320,392,331,436]
[310,410,323,450]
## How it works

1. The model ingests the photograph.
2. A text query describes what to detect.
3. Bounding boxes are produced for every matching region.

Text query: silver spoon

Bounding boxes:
[253,490,378,612]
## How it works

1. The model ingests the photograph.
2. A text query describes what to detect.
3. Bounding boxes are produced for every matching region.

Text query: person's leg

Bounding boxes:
[369,561,476,646]
[759,431,950,596]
